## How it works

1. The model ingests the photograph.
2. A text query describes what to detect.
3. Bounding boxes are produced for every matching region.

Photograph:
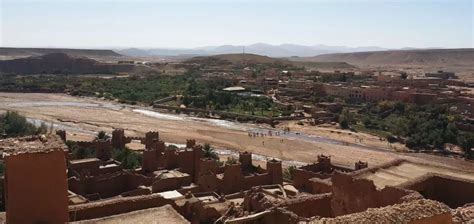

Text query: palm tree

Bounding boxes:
[95,131,109,141]
[203,143,219,160]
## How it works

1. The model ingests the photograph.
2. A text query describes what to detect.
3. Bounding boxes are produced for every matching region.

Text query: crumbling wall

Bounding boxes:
[401,174,474,208]
[95,140,112,161]
[279,194,333,218]
[220,163,244,194]
[142,149,159,173]
[239,151,253,171]
[177,150,195,177]
[293,169,331,192]
[70,171,153,199]
[151,175,192,193]
[309,178,332,194]
[314,199,452,224]
[144,131,159,150]
[243,174,272,190]
[198,173,219,192]
[68,194,175,221]
[330,172,415,216]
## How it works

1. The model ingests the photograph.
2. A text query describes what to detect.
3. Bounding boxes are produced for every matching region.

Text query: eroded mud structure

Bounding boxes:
[0,130,473,223]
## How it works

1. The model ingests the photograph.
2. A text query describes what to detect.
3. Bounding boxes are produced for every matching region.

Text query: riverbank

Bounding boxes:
[1,92,473,171]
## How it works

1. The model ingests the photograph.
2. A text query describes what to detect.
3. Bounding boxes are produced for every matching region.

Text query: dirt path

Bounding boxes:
[1,92,473,171]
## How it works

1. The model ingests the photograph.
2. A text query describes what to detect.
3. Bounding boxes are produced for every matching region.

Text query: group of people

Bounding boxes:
[247,129,288,145]
[247,129,285,138]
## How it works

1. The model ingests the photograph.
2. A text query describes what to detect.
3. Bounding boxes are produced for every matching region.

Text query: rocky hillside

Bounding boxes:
[0,53,133,75]
[0,47,122,59]
[297,48,474,67]
[185,53,288,65]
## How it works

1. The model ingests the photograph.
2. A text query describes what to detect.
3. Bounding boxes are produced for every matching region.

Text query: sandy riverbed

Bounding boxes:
[0,92,473,171]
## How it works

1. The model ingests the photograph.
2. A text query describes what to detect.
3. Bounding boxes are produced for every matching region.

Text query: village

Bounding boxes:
[0,127,473,223]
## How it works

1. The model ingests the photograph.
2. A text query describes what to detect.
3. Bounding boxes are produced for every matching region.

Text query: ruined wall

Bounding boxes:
[402,174,474,208]
[293,169,331,192]
[95,140,112,161]
[330,172,414,216]
[144,131,159,150]
[242,173,271,190]
[142,149,159,173]
[68,194,175,221]
[177,150,195,177]
[160,149,179,169]
[262,208,300,224]
[309,178,332,194]
[280,194,333,218]
[5,150,69,223]
[151,175,192,193]
[69,171,153,199]
[315,199,452,224]
[111,129,129,149]
[120,187,151,197]
[239,151,253,171]
[220,163,244,194]
[267,159,283,185]
[69,159,101,176]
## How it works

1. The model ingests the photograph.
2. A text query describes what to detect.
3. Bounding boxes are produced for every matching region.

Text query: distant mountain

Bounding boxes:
[0,53,133,75]
[116,43,387,57]
[185,53,287,65]
[294,48,474,67]
[0,47,122,58]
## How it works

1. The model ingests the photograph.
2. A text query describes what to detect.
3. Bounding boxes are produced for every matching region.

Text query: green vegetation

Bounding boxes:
[112,147,142,169]
[0,111,47,138]
[283,165,296,180]
[0,74,190,104]
[315,73,371,83]
[226,156,238,165]
[95,131,110,141]
[66,141,95,160]
[0,74,283,117]
[203,143,219,160]
[348,101,473,156]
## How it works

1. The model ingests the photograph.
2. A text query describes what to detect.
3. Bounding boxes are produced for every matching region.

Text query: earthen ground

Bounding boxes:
[1,93,473,178]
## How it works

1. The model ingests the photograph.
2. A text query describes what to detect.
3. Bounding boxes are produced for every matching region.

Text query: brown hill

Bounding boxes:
[0,47,122,59]
[0,53,133,75]
[185,53,287,65]
[296,48,474,67]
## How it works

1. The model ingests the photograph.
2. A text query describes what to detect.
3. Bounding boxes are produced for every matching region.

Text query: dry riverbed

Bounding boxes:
[1,92,473,172]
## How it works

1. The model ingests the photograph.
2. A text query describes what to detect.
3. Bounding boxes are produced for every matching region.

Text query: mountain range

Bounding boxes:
[116,43,388,57]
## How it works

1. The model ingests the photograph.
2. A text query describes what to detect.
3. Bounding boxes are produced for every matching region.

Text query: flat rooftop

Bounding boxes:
[157,190,184,199]
[0,135,66,157]
[356,161,474,189]
[70,158,100,164]
[154,169,190,179]
[72,205,189,224]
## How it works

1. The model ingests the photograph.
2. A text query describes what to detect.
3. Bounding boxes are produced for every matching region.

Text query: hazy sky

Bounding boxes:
[1,0,473,49]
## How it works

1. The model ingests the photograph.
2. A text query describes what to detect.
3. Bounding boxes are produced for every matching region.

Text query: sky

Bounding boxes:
[0,0,473,49]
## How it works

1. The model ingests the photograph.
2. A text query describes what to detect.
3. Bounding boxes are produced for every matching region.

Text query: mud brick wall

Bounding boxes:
[330,172,412,216]
[5,150,69,223]
[68,194,175,221]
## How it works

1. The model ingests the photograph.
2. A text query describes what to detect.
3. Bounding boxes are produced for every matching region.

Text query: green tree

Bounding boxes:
[283,165,297,180]
[95,131,110,141]
[113,147,141,169]
[0,111,46,137]
[458,134,474,159]
[203,143,219,160]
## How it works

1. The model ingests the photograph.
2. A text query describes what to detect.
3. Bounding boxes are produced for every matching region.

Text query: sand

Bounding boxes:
[0,92,473,172]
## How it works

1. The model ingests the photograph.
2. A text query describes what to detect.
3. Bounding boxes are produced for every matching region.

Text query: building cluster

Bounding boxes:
[0,129,473,223]
[189,58,473,120]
